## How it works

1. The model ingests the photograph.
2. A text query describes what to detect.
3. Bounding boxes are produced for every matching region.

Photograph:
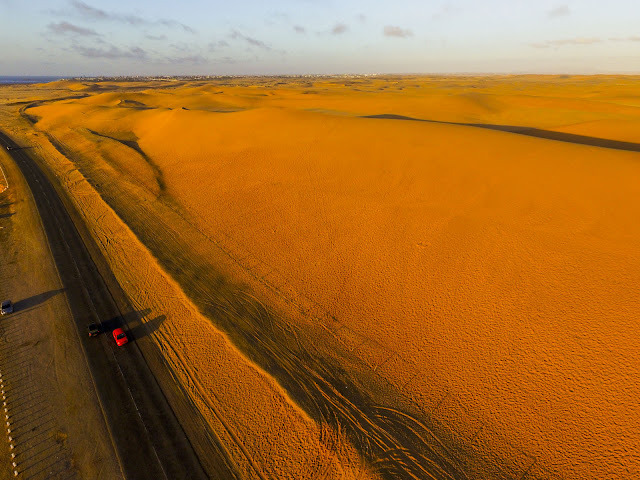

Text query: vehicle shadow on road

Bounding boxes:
[102,308,166,341]
[101,308,149,333]
[13,288,65,312]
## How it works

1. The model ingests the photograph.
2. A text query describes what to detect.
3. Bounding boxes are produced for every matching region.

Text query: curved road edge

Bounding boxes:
[0,130,228,480]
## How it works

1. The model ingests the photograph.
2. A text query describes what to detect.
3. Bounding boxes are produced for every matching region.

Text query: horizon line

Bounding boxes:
[3,71,640,79]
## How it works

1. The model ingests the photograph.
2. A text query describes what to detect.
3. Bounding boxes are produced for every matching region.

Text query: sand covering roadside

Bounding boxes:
[10,75,640,479]
[0,115,373,477]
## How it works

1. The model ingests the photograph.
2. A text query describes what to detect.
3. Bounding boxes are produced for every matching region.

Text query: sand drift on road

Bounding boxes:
[4,75,640,479]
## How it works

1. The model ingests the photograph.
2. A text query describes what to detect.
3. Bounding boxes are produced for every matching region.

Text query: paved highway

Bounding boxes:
[0,131,213,480]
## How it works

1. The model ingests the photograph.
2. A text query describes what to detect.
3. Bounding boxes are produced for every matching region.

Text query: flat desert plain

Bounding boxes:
[1,75,639,479]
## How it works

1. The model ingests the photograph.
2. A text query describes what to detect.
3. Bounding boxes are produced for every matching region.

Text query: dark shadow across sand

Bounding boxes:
[364,114,640,153]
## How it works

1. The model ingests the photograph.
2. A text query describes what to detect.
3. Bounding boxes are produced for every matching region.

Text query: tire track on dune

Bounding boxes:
[99,193,469,480]
[156,330,263,480]
[29,124,474,478]
[227,292,466,480]
[18,134,236,480]
[33,135,289,479]
[34,108,339,338]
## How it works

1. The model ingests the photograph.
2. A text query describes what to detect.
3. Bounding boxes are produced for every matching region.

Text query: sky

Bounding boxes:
[0,0,639,76]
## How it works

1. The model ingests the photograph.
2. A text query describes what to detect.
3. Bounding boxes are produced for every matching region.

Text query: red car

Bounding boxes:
[113,328,129,346]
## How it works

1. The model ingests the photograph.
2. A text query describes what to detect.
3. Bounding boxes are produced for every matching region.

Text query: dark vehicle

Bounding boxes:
[88,323,101,337]
[1,300,13,315]
[5,146,11,151]
[113,327,128,346]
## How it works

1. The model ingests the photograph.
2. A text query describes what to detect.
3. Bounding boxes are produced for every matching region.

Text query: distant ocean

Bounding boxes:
[0,76,68,85]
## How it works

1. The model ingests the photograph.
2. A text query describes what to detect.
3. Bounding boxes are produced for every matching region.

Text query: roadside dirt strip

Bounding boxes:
[0,162,7,192]
[0,313,76,479]
[0,130,211,480]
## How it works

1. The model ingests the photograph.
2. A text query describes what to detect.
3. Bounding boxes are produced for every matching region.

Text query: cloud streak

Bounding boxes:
[74,44,149,60]
[48,21,98,36]
[158,19,195,33]
[70,0,194,33]
[530,37,602,48]
[531,36,640,48]
[164,54,207,65]
[230,30,271,50]
[145,34,167,41]
[384,25,413,38]
[331,23,348,35]
[548,5,570,18]
[609,36,640,42]
[208,40,230,51]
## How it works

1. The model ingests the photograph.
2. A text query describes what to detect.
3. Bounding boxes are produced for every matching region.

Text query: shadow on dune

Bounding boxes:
[87,129,167,192]
[8,94,89,107]
[128,315,166,341]
[364,114,640,153]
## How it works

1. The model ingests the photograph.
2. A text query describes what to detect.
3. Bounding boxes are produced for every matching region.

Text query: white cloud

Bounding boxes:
[331,23,348,35]
[548,5,570,18]
[530,37,602,48]
[384,26,413,38]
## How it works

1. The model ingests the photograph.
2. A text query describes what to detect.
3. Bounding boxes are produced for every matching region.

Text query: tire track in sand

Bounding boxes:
[31,122,473,479]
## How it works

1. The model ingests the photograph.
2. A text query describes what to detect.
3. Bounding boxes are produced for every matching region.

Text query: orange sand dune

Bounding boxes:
[26,76,640,479]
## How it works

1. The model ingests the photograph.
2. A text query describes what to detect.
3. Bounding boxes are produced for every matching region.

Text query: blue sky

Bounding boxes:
[1,0,639,75]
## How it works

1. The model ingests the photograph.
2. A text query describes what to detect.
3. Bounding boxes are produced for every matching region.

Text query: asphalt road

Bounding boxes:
[0,131,211,480]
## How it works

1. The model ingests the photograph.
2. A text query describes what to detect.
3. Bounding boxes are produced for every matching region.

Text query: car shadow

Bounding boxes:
[100,308,149,332]
[101,308,166,341]
[13,289,65,312]
[128,315,166,341]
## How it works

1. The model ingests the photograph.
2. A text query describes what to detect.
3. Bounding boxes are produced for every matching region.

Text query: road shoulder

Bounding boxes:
[0,146,122,479]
